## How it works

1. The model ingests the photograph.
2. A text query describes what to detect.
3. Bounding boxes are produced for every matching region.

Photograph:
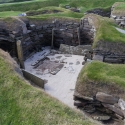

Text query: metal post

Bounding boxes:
[16,40,25,69]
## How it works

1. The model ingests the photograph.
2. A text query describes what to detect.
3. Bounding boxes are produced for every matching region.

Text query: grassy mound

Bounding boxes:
[0,11,22,18]
[26,6,66,16]
[75,61,125,99]
[26,6,83,19]
[84,14,125,48]
[112,2,125,16]
[0,0,124,13]
[0,49,92,125]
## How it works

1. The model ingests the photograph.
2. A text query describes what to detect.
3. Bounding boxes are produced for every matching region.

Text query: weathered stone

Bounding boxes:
[74,91,93,101]
[102,103,124,117]
[39,34,43,37]
[93,115,111,121]
[93,55,103,61]
[96,92,119,104]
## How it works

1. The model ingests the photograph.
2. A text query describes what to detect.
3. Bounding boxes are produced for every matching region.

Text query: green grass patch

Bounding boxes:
[112,2,125,16]
[75,61,125,98]
[0,0,61,11]
[29,11,83,19]
[0,11,22,17]
[0,0,124,13]
[79,61,125,87]
[26,6,69,16]
[0,50,92,125]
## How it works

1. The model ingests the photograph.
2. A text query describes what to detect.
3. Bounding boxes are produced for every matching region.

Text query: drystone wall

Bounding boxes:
[27,18,93,58]
[93,41,125,63]
[21,19,82,59]
[0,28,16,57]
[0,17,95,60]
[80,18,95,45]
[86,8,111,17]
[59,44,92,55]
[111,5,125,27]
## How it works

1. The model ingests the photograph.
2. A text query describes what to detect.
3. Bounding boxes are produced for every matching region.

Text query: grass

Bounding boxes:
[0,0,32,4]
[0,11,22,17]
[75,61,125,98]
[0,49,92,125]
[79,61,125,87]
[112,2,125,16]
[0,0,125,13]
[0,0,61,11]
[0,0,124,19]
[26,6,67,16]
[29,11,83,19]
[26,6,83,19]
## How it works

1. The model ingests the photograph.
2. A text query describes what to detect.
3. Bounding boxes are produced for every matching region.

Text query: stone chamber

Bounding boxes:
[0,17,95,61]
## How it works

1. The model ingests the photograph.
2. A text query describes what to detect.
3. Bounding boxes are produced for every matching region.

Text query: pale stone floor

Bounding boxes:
[24,47,84,108]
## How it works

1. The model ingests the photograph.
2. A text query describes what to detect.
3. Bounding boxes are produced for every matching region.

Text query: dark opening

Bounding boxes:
[0,40,16,57]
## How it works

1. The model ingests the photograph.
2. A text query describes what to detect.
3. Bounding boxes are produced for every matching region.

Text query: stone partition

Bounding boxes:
[59,44,92,56]
[22,69,44,88]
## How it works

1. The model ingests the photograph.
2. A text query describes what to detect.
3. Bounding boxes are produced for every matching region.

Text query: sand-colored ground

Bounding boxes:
[24,47,84,108]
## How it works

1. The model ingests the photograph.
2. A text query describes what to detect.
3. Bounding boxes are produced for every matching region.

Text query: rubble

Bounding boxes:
[86,8,111,17]
[74,92,125,122]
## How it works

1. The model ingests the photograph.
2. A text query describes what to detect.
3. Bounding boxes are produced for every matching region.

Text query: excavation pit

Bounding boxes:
[24,47,84,107]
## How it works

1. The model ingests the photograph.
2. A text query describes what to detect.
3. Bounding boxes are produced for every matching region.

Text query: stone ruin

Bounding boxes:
[86,8,111,17]
[111,3,125,28]
[74,92,125,124]
[0,17,95,63]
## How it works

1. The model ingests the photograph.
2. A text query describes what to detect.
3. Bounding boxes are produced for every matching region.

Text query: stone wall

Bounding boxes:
[80,18,95,45]
[20,18,94,59]
[20,19,81,58]
[0,28,16,57]
[0,17,95,60]
[59,44,92,55]
[22,69,44,88]
[93,41,125,63]
[86,8,111,17]
[111,4,125,28]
